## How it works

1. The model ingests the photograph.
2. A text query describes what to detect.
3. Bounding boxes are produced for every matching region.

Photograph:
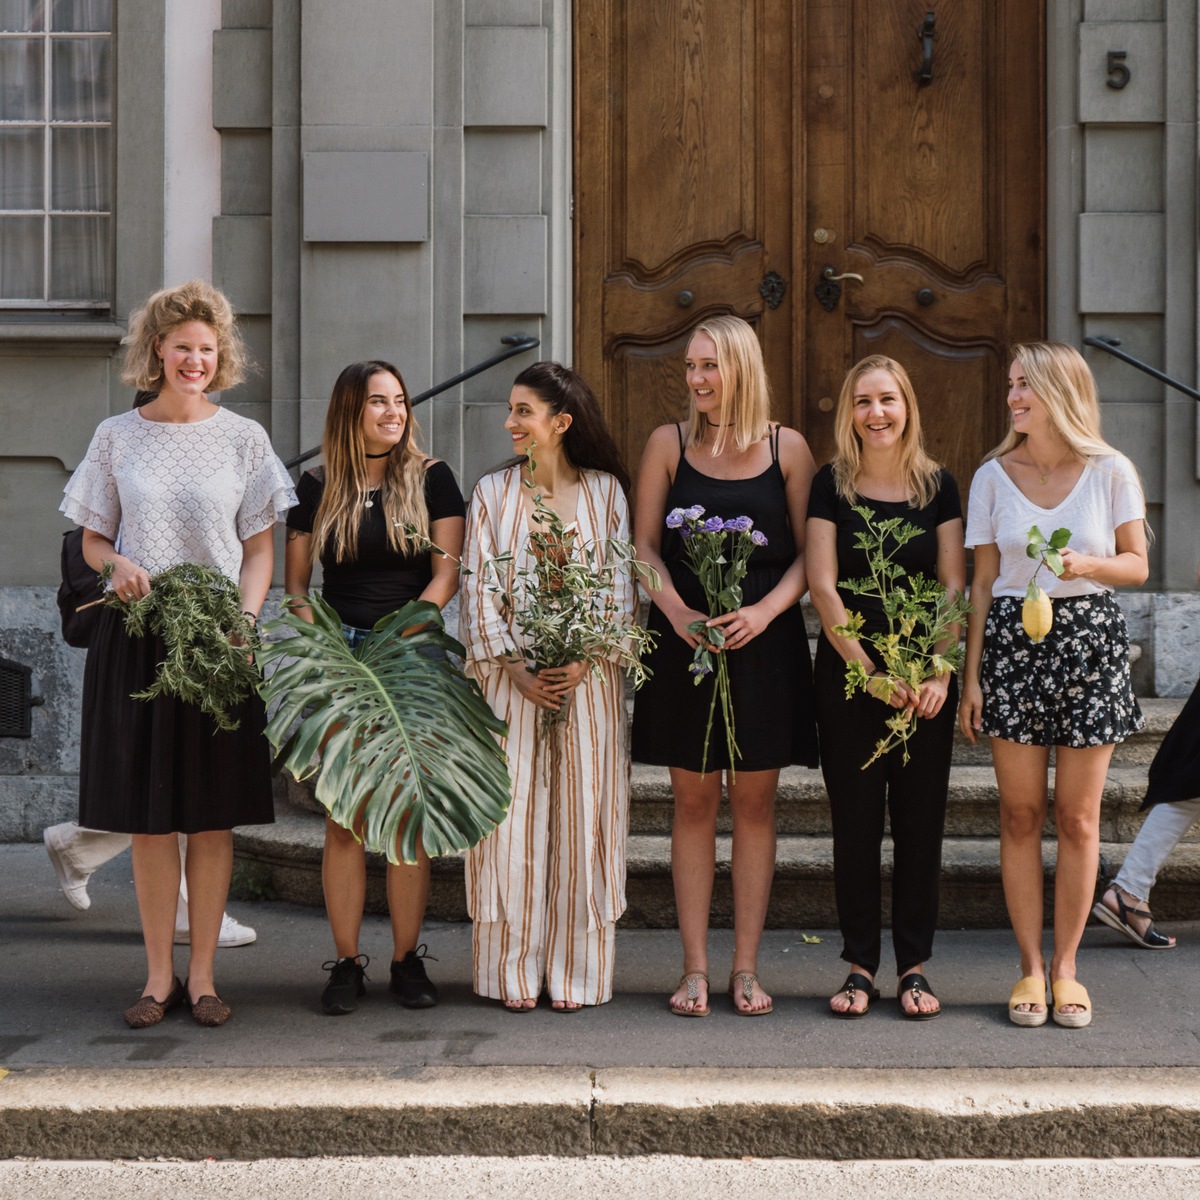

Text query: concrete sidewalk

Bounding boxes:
[3,841,1200,1159]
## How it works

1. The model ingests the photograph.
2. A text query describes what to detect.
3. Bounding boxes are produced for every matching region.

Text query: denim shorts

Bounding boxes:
[341,622,371,650]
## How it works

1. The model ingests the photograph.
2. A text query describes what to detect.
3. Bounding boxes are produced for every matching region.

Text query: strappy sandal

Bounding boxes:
[728,971,773,1016]
[670,972,710,1017]
[897,971,941,1020]
[1051,978,1092,1029]
[831,972,878,1020]
[1008,975,1048,1027]
[1092,886,1176,950]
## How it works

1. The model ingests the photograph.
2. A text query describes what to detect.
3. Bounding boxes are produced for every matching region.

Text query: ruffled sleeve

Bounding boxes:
[60,421,121,540]
[237,423,298,540]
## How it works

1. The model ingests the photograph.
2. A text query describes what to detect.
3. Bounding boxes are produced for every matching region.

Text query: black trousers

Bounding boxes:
[814,637,956,976]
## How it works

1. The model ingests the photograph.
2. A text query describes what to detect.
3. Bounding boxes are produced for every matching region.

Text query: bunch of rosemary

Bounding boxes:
[102,562,260,732]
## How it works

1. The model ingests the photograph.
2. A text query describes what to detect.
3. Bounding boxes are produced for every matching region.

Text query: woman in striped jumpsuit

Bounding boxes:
[460,362,636,1011]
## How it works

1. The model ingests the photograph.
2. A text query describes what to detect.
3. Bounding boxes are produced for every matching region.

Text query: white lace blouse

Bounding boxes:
[61,407,297,582]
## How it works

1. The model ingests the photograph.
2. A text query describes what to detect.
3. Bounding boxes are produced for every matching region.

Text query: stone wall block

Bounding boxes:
[1153,593,1200,697]
[303,152,429,243]
[1077,213,1165,313]
[213,216,273,315]
[1078,22,1164,123]
[464,26,548,126]
[212,29,273,129]
[463,216,547,314]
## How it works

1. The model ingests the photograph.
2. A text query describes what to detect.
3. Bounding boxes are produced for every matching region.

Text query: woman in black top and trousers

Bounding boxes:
[807,355,965,1019]
[285,360,465,1015]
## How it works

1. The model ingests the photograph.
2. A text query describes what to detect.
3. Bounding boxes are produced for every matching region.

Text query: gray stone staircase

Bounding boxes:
[234,696,1200,928]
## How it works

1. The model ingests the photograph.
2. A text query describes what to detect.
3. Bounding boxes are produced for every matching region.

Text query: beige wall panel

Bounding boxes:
[1084,127,1164,211]
[1078,22,1164,123]
[1077,213,1165,312]
[463,216,547,313]
[212,29,272,128]
[464,26,548,126]
[2,356,111,471]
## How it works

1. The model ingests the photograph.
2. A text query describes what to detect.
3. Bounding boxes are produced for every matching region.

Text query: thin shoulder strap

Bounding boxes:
[770,423,781,464]
[675,421,686,458]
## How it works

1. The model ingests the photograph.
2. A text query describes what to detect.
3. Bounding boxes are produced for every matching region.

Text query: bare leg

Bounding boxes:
[727,767,779,1013]
[323,817,367,959]
[388,815,431,959]
[182,830,233,1000]
[668,766,721,1013]
[1049,744,1112,1013]
[131,833,181,1000]
[992,738,1051,1015]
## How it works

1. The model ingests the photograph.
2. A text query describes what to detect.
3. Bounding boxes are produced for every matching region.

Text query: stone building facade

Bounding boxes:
[1,0,1198,839]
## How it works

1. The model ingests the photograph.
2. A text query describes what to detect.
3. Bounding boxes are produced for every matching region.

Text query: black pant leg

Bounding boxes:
[815,638,889,975]
[885,677,957,973]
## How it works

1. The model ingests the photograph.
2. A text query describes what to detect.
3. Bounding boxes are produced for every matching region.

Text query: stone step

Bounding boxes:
[630,762,1182,839]
[234,805,1200,930]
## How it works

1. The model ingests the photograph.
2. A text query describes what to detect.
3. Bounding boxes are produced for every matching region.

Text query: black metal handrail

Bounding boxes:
[1083,336,1200,403]
[283,333,540,470]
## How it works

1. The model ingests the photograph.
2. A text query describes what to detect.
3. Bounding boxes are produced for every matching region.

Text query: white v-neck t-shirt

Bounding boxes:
[963,453,1144,599]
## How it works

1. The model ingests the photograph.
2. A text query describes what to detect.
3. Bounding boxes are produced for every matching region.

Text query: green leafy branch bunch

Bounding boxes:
[832,505,970,768]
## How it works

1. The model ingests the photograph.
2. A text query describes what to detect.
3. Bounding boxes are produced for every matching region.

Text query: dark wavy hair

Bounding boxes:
[508,361,631,493]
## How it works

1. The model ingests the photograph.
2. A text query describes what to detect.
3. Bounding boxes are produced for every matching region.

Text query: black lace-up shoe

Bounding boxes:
[321,955,368,1015]
[390,944,439,1008]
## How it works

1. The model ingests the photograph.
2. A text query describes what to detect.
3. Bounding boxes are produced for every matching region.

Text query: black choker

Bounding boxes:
[705,419,734,428]
[365,450,392,458]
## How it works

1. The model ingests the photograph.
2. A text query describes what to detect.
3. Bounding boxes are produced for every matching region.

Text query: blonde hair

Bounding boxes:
[987,341,1123,462]
[832,355,942,508]
[311,361,431,562]
[121,280,250,393]
[684,315,772,455]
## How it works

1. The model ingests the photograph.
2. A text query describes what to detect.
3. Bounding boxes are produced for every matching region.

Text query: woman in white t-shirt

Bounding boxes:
[958,341,1148,1029]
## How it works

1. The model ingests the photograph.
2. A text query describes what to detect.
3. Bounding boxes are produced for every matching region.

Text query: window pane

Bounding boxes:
[0,127,43,208]
[0,1,41,33]
[0,39,44,119]
[51,125,107,209]
[49,213,107,299]
[51,0,109,32]
[0,215,44,299]
[51,37,109,121]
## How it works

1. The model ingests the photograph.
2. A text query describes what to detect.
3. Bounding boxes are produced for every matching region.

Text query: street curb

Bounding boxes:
[4,1066,1200,1160]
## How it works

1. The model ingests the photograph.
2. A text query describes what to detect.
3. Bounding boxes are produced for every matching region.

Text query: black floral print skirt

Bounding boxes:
[981,593,1144,748]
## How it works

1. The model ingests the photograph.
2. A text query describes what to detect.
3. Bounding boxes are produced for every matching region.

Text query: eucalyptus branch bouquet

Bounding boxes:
[832,506,970,768]
[485,457,660,737]
[666,504,768,777]
[99,561,259,732]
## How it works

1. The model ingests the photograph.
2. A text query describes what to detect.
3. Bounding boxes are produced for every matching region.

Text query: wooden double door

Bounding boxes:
[574,0,1045,496]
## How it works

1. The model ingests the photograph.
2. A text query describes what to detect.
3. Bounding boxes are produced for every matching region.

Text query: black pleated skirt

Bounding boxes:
[78,606,274,834]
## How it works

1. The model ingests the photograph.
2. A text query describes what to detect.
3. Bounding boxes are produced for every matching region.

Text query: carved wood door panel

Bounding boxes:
[574,1,1045,497]
[573,0,796,481]
[802,0,1045,495]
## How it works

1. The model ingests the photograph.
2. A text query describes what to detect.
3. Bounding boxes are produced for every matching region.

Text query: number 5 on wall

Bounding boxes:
[1106,50,1130,90]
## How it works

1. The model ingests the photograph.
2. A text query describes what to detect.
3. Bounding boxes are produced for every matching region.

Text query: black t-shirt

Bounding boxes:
[287,460,465,629]
[806,462,962,636]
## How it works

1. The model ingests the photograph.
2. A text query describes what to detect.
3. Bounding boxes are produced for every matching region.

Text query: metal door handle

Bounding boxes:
[916,12,935,86]
[821,266,864,284]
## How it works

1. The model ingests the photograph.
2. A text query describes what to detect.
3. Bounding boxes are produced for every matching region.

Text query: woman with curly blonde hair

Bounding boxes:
[61,280,295,1029]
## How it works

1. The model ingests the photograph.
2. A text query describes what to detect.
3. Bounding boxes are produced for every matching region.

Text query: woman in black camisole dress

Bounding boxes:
[632,315,818,1019]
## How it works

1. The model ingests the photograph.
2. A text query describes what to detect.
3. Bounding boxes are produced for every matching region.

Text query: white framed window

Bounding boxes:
[0,0,112,309]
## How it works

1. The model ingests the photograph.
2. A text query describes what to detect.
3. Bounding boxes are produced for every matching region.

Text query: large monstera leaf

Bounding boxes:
[257,594,511,864]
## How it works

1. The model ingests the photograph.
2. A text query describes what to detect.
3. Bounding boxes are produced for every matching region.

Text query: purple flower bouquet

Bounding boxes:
[665,505,766,776]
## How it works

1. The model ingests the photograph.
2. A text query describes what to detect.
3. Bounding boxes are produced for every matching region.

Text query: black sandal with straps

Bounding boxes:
[1092,885,1176,950]
[897,971,941,1020]
[831,972,879,1020]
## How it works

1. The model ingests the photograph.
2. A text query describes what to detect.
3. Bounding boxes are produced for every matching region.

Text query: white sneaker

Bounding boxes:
[44,825,92,911]
[174,912,258,948]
